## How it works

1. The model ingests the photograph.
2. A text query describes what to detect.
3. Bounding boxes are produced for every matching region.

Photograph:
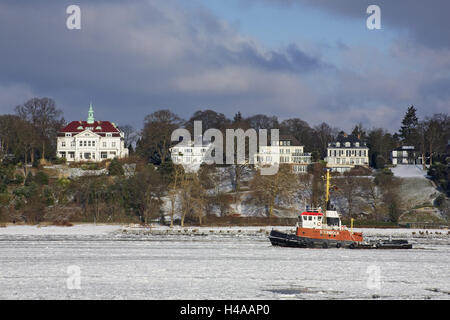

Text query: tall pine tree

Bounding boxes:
[399,105,419,146]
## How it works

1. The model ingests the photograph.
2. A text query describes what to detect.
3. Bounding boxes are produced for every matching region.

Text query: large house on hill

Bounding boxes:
[390,146,422,165]
[56,104,128,162]
[325,133,369,172]
[254,135,312,173]
[170,138,214,172]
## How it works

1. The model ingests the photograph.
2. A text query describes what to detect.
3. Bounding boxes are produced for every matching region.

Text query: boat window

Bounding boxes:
[308,216,312,221]
[327,217,340,226]
[303,216,307,221]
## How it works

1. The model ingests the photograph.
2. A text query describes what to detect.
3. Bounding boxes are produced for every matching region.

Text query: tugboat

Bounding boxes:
[269,170,412,249]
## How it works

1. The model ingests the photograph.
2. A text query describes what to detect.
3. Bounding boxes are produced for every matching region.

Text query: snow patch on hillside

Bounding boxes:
[391,165,427,178]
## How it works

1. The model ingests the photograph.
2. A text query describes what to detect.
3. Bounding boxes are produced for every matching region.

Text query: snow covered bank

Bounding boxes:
[0,224,447,240]
[0,224,123,235]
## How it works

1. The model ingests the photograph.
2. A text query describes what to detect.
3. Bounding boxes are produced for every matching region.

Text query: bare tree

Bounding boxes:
[138,110,183,164]
[335,172,362,218]
[313,122,338,158]
[118,124,138,148]
[168,164,185,227]
[249,165,297,217]
[179,173,206,226]
[15,97,65,161]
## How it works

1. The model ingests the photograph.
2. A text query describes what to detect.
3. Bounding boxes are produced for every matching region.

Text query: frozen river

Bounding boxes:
[0,225,449,300]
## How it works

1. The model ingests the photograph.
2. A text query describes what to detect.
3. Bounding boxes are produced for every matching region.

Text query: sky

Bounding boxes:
[0,0,448,133]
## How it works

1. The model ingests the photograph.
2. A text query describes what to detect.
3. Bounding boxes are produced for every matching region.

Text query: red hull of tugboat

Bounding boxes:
[296,227,363,243]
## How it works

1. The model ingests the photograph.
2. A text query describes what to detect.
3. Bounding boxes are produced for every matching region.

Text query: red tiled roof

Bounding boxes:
[59,121,120,134]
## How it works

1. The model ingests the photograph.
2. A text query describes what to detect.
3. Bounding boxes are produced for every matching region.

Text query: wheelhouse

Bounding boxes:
[298,210,323,229]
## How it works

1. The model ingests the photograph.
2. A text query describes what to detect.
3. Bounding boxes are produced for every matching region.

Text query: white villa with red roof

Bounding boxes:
[56,104,129,162]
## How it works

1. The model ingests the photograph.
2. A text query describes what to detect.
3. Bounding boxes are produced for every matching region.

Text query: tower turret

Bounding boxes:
[87,103,95,124]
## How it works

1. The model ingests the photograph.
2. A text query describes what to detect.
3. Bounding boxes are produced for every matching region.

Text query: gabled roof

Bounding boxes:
[328,133,367,148]
[59,121,120,134]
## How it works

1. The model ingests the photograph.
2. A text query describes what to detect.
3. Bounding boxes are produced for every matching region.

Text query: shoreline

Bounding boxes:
[0,223,448,238]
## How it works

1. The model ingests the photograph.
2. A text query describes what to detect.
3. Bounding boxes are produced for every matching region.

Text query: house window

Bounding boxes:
[92,141,95,147]
[65,133,72,137]
[88,141,91,147]
[83,141,87,147]
[61,142,66,147]
[71,141,75,147]
[79,141,83,147]
[101,152,107,159]
[112,142,116,147]
[103,142,107,148]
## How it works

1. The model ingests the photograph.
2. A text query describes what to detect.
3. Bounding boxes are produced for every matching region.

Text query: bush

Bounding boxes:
[14,174,24,185]
[81,163,101,170]
[34,171,49,185]
[53,157,67,165]
[0,193,9,204]
[0,182,7,194]
[13,185,37,199]
[24,172,34,186]
[108,158,124,176]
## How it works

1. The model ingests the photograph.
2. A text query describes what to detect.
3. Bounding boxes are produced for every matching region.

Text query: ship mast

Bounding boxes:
[323,169,331,224]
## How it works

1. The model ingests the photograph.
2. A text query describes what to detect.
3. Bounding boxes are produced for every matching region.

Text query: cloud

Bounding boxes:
[0,0,448,134]
[251,0,450,49]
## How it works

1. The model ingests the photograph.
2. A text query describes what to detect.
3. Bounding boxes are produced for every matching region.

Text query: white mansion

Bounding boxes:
[170,138,214,172]
[56,104,129,162]
[325,133,369,172]
[254,136,312,173]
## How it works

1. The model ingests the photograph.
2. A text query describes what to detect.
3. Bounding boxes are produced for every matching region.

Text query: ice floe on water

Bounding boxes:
[0,224,449,300]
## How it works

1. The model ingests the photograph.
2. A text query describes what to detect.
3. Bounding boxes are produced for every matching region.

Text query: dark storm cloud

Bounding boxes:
[253,0,450,49]
[0,0,448,133]
[0,0,324,127]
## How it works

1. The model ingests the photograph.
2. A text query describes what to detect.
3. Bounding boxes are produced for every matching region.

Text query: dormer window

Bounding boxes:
[65,133,72,137]
[336,142,340,147]
[345,142,350,147]
[355,142,360,147]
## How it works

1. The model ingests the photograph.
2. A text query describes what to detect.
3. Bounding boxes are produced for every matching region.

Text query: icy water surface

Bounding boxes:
[0,227,449,300]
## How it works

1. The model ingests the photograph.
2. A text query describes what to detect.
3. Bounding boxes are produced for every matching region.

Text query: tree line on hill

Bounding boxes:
[1,97,448,169]
[0,97,449,225]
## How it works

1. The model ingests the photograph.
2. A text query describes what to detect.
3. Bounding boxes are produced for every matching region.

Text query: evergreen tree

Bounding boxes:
[233,111,242,123]
[351,123,366,140]
[399,105,419,146]
[108,158,124,176]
